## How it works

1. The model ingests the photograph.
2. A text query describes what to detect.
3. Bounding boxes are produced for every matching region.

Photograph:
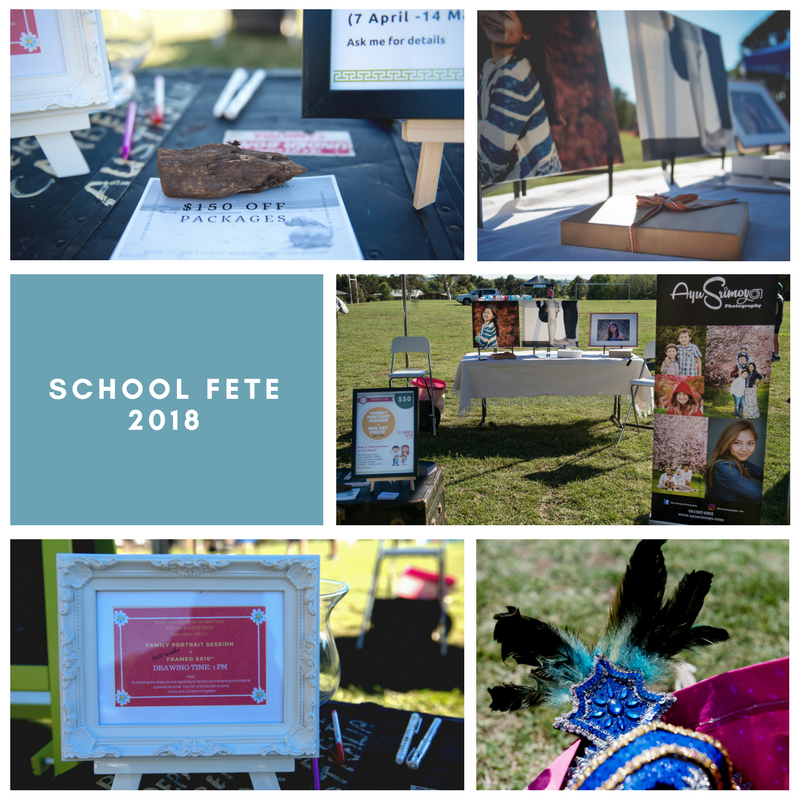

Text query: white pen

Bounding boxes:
[224,68,267,121]
[406,717,441,770]
[395,712,422,765]
[213,67,249,118]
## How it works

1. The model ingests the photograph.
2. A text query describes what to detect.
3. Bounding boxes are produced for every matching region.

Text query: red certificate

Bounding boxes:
[11,10,40,55]
[113,606,268,708]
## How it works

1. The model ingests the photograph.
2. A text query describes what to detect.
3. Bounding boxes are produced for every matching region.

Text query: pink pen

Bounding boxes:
[150,74,165,124]
[121,100,137,159]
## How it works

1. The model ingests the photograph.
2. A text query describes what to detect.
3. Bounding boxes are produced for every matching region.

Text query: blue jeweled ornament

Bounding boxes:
[553,655,675,747]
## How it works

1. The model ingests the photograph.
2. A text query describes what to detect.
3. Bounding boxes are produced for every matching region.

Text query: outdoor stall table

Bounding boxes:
[479,158,789,260]
[453,351,652,426]
[20,702,463,790]
[11,68,464,260]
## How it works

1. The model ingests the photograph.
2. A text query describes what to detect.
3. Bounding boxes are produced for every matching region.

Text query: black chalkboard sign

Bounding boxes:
[302,10,464,119]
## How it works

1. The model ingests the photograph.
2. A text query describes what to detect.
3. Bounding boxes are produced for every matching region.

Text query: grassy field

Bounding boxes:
[167,539,464,717]
[485,131,721,195]
[336,299,790,525]
[476,539,789,789]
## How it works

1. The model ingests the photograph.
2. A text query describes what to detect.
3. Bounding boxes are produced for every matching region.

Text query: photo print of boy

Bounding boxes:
[657,325,705,377]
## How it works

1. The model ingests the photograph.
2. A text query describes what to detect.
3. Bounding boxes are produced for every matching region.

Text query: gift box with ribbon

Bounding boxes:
[561,194,749,260]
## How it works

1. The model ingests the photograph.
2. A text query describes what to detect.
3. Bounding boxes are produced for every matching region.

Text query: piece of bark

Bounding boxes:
[157,142,306,199]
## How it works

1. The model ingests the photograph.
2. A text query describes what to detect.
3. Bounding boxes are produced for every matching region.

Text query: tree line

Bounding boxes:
[336,274,660,302]
[336,275,790,303]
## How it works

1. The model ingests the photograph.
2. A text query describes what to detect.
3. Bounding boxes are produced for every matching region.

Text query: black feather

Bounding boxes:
[493,606,573,666]
[646,570,717,657]
[682,624,730,650]
[488,683,546,711]
[607,539,668,645]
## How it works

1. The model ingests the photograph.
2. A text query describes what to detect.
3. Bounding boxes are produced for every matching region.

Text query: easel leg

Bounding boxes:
[111,773,142,790]
[35,131,91,178]
[250,772,281,790]
[412,141,444,210]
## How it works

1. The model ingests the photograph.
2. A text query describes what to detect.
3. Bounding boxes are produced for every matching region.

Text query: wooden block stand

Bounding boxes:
[337,467,446,525]
[402,119,464,209]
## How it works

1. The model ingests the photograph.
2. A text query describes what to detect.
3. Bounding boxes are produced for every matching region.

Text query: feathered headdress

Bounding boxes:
[488,540,735,790]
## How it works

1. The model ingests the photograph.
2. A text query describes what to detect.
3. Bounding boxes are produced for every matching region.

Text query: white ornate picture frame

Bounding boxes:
[10,9,114,177]
[57,554,320,775]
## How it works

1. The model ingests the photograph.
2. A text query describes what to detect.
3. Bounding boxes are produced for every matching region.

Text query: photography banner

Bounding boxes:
[651,275,778,524]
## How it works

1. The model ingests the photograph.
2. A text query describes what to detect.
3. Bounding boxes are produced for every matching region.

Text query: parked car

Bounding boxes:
[456,288,499,305]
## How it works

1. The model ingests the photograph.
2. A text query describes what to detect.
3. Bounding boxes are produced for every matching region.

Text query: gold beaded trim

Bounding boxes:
[599,745,723,790]
[569,721,736,791]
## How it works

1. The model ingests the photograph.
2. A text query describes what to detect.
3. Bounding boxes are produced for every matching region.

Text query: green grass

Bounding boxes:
[336,299,790,525]
[168,539,464,717]
[144,32,301,70]
[476,539,789,790]
[485,131,722,195]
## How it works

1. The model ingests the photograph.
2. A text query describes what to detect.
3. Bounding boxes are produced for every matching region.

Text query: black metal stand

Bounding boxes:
[478,150,616,229]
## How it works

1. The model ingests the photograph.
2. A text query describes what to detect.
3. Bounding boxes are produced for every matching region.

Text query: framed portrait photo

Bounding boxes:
[728,79,790,149]
[302,10,464,119]
[57,554,319,767]
[352,387,418,481]
[626,11,734,161]
[520,299,579,348]
[478,11,622,187]
[473,300,521,350]
[589,313,639,348]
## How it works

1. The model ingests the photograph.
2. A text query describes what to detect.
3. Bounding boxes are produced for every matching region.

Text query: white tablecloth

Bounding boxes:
[452,351,652,417]
[478,158,789,260]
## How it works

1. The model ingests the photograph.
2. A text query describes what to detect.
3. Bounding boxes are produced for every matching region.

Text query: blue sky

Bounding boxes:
[597,10,777,102]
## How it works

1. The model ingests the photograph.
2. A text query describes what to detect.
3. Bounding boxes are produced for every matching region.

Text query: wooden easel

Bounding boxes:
[95,756,296,790]
[402,119,464,209]
[369,477,415,493]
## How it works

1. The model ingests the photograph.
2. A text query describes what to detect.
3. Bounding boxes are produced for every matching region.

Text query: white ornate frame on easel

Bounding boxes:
[10,9,115,177]
[57,554,320,790]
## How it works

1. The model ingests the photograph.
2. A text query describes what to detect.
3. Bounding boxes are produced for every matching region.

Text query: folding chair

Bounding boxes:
[356,540,449,655]
[618,340,656,444]
[389,336,437,435]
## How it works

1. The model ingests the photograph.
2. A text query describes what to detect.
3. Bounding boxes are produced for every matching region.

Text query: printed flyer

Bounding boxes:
[111,175,363,260]
[352,388,417,479]
[651,274,778,525]
[113,606,268,708]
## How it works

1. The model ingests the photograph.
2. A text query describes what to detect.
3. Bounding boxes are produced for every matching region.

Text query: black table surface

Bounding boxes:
[11,68,464,260]
[15,702,463,790]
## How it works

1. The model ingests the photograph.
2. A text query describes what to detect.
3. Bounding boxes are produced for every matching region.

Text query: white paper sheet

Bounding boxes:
[111,175,363,260]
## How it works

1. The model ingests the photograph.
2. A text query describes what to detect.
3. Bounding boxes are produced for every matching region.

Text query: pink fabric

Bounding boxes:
[527,738,580,790]
[527,658,789,791]
[664,657,789,790]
